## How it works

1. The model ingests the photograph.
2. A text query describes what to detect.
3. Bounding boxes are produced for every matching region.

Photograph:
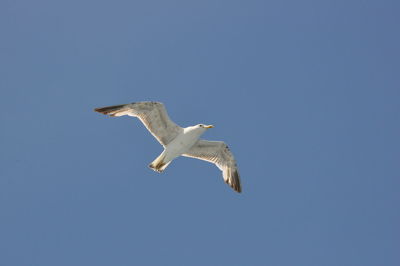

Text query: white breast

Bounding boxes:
[164,127,205,161]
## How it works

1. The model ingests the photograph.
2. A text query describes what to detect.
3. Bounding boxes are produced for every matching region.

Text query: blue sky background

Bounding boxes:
[1,0,399,265]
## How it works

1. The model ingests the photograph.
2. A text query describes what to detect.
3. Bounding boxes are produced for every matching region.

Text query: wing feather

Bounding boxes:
[94,102,182,146]
[183,140,242,193]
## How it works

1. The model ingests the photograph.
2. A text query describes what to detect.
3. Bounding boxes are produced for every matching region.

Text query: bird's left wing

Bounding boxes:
[94,102,182,146]
[183,140,242,193]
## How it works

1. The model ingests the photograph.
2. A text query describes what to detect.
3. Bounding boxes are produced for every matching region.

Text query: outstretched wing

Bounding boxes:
[94,102,183,146]
[183,140,242,193]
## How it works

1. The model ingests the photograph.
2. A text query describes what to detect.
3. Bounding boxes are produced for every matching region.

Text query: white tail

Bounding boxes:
[149,151,171,173]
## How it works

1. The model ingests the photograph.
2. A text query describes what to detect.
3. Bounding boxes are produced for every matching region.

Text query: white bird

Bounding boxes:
[94,101,241,193]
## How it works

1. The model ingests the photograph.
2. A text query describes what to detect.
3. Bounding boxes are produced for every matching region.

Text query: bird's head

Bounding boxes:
[198,124,214,129]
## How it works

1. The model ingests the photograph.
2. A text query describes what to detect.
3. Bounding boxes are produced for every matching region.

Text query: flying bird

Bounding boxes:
[94,101,241,193]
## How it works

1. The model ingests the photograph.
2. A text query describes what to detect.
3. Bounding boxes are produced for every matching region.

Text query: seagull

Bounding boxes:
[94,101,242,193]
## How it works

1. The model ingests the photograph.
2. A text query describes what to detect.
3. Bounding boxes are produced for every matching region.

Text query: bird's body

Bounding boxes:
[164,126,207,162]
[148,125,209,172]
[94,101,242,193]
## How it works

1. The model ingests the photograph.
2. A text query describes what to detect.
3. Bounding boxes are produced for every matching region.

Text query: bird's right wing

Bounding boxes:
[183,140,242,193]
[94,102,182,146]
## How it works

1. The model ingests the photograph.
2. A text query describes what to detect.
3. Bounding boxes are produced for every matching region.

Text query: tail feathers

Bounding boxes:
[94,104,130,117]
[149,153,171,173]
[149,161,171,173]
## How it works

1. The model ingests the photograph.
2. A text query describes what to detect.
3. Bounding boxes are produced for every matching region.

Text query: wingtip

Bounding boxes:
[228,169,242,193]
[232,184,242,193]
[94,104,127,116]
[227,182,242,193]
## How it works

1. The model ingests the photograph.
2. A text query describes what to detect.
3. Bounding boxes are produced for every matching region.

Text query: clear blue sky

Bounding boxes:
[1,0,399,265]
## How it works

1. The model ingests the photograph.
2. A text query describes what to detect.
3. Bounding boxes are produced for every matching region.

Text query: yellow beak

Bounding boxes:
[204,125,214,129]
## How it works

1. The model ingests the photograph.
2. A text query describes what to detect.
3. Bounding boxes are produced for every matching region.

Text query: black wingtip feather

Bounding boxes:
[227,170,241,193]
[94,104,127,116]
